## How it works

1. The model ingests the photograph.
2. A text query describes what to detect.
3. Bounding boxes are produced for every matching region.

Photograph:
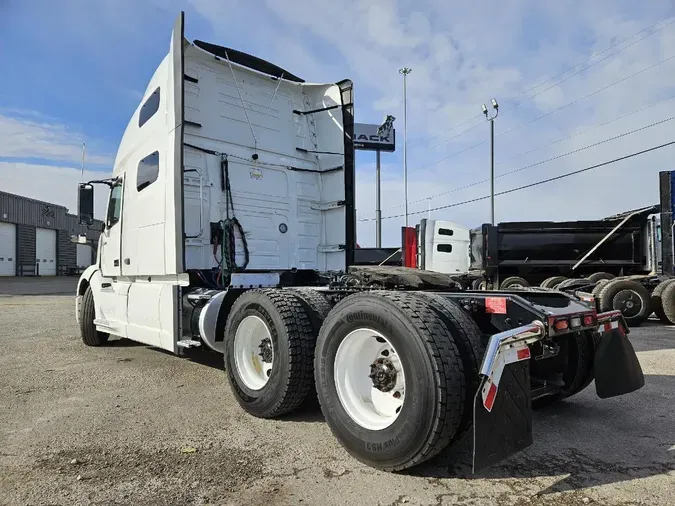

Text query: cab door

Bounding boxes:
[97,176,129,337]
[100,178,123,277]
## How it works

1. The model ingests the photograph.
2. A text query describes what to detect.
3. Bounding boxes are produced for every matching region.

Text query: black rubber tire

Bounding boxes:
[223,289,315,418]
[314,291,465,472]
[651,279,675,323]
[533,330,595,408]
[286,288,333,332]
[592,279,611,298]
[658,281,675,325]
[79,285,109,346]
[286,288,334,407]
[540,276,567,289]
[598,279,651,327]
[407,291,486,442]
[588,272,615,283]
[556,278,591,290]
[499,276,530,289]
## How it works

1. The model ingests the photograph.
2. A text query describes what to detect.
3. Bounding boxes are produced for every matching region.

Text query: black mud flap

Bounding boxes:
[594,326,645,399]
[473,360,533,473]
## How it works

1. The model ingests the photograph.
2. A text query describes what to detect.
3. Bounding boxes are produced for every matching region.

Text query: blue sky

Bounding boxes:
[1,0,675,247]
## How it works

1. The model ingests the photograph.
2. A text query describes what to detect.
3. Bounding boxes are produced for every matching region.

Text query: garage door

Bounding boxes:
[36,227,57,276]
[76,243,92,269]
[0,222,16,276]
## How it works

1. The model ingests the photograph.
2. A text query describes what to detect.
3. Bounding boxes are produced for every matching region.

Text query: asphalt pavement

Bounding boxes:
[0,282,673,505]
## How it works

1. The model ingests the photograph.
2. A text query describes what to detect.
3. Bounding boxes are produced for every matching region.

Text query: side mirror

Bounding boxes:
[78,183,94,225]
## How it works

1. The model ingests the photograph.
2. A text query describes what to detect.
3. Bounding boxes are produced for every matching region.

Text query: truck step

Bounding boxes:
[177,339,202,348]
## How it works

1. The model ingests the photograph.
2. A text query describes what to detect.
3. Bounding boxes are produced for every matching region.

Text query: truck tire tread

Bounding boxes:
[500,276,530,289]
[224,289,315,418]
[286,288,334,407]
[540,276,567,289]
[406,291,486,441]
[315,291,465,471]
[598,279,651,327]
[587,272,615,283]
[651,279,675,323]
[658,281,675,325]
[79,285,109,346]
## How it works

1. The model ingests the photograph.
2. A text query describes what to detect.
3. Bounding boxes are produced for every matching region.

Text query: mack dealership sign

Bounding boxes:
[354,123,396,152]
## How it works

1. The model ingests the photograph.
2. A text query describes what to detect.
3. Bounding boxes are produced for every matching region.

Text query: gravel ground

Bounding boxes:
[0,291,674,506]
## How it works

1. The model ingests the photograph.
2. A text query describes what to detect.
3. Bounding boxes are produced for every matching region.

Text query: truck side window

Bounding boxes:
[137,151,160,192]
[139,87,160,127]
[106,180,123,228]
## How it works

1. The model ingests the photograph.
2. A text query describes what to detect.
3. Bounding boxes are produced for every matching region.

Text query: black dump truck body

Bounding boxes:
[470,205,661,286]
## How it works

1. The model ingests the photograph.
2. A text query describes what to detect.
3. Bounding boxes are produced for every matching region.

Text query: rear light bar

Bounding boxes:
[548,311,597,333]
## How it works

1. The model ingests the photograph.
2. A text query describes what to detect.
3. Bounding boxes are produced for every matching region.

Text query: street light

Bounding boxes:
[482,98,499,225]
[399,67,412,227]
[375,115,396,248]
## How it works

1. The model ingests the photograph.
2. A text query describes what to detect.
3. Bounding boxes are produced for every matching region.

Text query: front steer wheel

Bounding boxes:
[314,291,466,472]
[79,285,109,346]
[223,289,315,419]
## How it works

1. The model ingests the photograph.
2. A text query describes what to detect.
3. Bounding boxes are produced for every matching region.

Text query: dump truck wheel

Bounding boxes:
[79,285,109,346]
[224,289,315,418]
[588,272,615,283]
[651,279,675,323]
[408,291,486,442]
[500,276,530,289]
[540,276,567,289]
[315,291,465,471]
[598,279,651,327]
[533,330,595,408]
[658,281,675,325]
[556,278,591,291]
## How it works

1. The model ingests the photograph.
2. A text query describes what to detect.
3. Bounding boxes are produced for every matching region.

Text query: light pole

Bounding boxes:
[376,115,396,248]
[482,98,499,225]
[399,67,412,227]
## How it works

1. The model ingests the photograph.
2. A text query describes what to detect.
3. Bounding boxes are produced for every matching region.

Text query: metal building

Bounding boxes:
[0,190,103,277]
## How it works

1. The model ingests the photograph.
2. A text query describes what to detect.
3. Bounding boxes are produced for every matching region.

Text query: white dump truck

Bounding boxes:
[74,12,645,473]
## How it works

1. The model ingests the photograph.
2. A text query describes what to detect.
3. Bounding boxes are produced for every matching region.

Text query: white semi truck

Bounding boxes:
[75,12,645,473]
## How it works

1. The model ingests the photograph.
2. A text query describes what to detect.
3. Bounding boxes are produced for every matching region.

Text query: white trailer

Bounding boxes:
[75,12,645,473]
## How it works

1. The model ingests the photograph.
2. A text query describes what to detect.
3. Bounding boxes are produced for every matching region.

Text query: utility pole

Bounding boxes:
[376,115,396,248]
[399,67,412,227]
[375,150,382,247]
[482,98,499,225]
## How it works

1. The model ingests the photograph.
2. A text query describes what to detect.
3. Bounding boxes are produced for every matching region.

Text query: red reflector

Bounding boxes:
[517,347,530,360]
[485,297,507,314]
[402,227,418,268]
[484,382,497,411]
[554,319,569,331]
[583,314,594,326]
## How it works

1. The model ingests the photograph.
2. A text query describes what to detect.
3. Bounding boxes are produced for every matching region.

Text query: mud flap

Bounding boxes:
[594,315,644,399]
[473,360,532,473]
[471,321,545,473]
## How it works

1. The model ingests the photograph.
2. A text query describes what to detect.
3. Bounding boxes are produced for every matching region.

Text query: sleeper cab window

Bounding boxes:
[137,151,159,192]
[139,87,160,127]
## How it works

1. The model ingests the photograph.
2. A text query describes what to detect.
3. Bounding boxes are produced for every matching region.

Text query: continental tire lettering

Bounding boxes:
[344,311,388,328]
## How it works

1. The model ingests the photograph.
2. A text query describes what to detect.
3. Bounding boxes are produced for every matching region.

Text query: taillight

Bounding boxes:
[583,314,595,326]
[570,316,582,328]
[553,318,569,331]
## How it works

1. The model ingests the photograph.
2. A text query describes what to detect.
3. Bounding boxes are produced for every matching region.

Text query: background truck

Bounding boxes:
[394,187,675,327]
[74,12,644,474]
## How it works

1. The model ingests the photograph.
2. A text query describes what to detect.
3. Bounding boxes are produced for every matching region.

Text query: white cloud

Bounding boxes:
[0,162,109,221]
[0,111,113,167]
[5,0,675,253]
